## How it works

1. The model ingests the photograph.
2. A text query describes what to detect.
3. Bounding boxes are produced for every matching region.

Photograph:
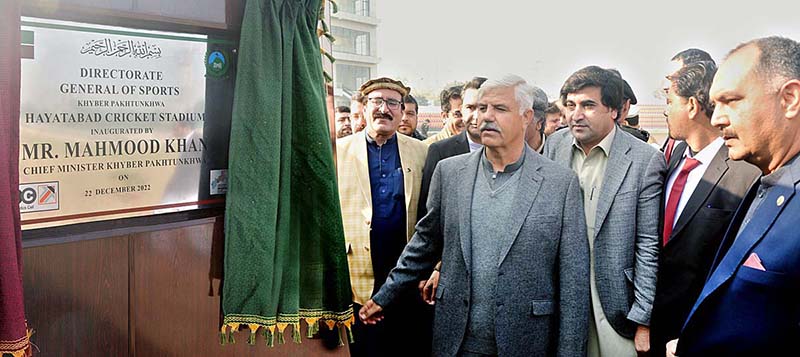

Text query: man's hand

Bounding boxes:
[421,270,440,305]
[666,339,679,357]
[358,299,384,325]
[634,325,650,356]
[445,117,464,135]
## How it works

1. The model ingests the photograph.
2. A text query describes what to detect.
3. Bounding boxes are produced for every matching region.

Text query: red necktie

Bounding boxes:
[663,157,701,245]
[664,138,676,163]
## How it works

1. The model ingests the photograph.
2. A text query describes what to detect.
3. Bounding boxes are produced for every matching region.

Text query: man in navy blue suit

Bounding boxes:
[668,36,800,356]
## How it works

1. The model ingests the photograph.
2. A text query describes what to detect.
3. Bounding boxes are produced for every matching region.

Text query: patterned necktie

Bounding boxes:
[663,157,701,245]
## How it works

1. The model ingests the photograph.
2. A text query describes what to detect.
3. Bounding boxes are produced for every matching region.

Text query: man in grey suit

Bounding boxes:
[543,66,666,357]
[360,74,590,357]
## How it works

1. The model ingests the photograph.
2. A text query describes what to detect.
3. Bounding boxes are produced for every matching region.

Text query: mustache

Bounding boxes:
[721,129,737,138]
[479,121,501,133]
[373,113,393,120]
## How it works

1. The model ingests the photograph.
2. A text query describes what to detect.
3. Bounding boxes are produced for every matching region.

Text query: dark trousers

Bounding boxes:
[349,294,434,357]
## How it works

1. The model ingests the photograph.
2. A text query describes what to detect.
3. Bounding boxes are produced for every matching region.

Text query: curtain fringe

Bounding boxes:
[219,314,354,347]
[0,329,33,357]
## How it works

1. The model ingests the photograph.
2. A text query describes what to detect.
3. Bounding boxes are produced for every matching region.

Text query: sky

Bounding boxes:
[375,0,800,105]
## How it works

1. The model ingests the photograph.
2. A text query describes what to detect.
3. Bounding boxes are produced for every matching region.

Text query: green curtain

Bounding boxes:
[222,0,353,346]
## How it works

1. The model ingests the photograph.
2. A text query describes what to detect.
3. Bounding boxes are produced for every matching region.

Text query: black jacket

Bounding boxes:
[649,141,760,357]
[417,131,470,219]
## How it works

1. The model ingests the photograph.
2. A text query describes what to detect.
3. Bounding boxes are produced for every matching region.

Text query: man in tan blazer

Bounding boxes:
[336,77,428,356]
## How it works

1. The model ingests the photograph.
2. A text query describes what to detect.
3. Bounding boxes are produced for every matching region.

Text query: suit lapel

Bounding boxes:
[353,132,372,209]
[455,131,469,155]
[691,160,799,319]
[458,150,481,269]
[397,134,414,213]
[555,135,574,165]
[668,145,729,242]
[498,147,542,265]
[594,133,632,236]
[667,141,688,174]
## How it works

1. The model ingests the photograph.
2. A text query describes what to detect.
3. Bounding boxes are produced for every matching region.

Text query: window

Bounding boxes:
[331,26,371,56]
[337,0,370,17]
[335,64,371,93]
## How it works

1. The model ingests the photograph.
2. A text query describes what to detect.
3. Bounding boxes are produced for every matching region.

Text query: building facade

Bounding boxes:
[331,0,378,106]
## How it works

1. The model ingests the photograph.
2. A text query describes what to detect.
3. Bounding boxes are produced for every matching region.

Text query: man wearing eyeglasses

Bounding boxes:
[335,77,429,356]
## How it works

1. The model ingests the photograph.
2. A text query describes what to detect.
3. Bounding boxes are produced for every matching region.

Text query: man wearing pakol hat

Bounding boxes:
[335,77,430,356]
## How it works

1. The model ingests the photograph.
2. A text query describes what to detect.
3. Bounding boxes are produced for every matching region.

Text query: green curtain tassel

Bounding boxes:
[321,49,336,64]
[329,0,339,13]
[228,329,235,344]
[323,71,333,83]
[264,328,274,347]
[277,330,285,345]
[293,324,302,343]
[219,331,226,346]
[319,18,329,33]
[337,328,344,346]
[323,32,336,43]
[346,325,354,344]
[306,321,316,338]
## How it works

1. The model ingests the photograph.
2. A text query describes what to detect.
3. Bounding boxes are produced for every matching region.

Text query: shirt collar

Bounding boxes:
[365,131,397,146]
[761,151,800,188]
[535,132,546,153]
[481,145,526,174]
[682,136,725,165]
[466,132,483,152]
[572,125,616,157]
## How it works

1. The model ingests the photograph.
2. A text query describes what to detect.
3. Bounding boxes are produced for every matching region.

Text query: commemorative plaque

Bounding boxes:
[19,18,211,229]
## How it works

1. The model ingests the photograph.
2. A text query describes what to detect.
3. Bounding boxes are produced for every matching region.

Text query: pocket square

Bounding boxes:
[743,252,766,271]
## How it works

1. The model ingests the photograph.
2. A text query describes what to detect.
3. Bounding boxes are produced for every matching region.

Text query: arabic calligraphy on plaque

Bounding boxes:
[80,39,163,59]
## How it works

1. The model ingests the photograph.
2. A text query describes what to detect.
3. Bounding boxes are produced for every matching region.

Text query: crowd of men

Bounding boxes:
[331,36,800,357]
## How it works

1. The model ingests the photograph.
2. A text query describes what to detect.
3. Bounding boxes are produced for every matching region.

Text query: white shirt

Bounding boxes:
[664,137,725,229]
[466,133,483,152]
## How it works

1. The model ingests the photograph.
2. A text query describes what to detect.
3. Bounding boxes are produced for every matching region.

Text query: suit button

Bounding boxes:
[498,271,504,276]
[365,220,371,226]
[463,299,468,306]
[496,301,503,307]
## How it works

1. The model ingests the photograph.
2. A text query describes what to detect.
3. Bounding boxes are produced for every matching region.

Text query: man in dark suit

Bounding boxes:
[360,75,590,357]
[649,60,760,357]
[669,36,800,356]
[417,77,487,220]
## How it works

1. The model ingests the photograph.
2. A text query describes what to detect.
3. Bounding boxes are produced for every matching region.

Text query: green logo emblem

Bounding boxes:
[205,50,229,78]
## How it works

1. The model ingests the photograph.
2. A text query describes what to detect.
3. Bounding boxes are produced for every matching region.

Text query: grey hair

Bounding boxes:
[478,74,535,115]
[531,86,548,123]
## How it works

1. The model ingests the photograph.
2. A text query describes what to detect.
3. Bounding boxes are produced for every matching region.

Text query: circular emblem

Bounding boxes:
[205,50,229,78]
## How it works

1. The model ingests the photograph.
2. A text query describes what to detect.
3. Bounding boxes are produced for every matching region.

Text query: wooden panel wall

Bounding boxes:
[23,217,349,356]
[23,236,130,356]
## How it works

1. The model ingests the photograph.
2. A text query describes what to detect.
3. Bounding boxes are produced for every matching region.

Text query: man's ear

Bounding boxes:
[523,109,534,127]
[441,111,449,120]
[687,97,700,120]
[780,79,800,120]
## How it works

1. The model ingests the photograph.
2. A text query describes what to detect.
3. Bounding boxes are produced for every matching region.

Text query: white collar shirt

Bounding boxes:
[664,137,725,228]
